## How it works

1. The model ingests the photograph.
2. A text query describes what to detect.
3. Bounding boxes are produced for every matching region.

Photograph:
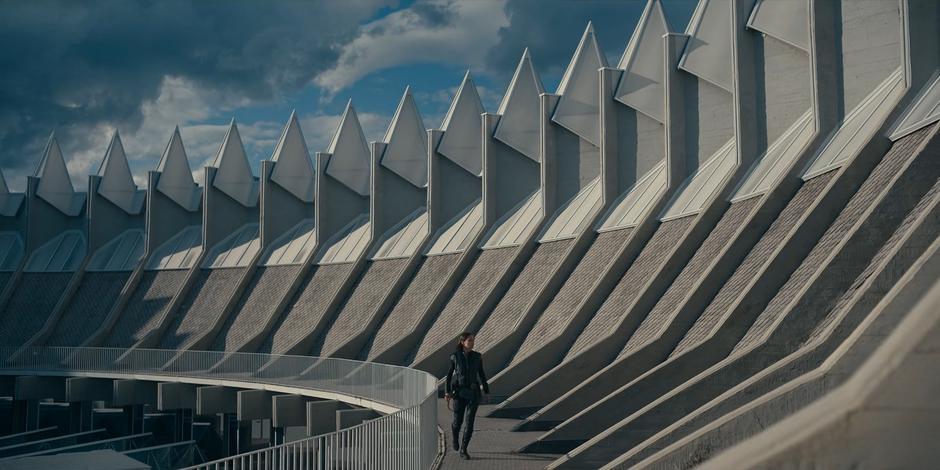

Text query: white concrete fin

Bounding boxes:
[804,68,906,179]
[661,138,737,220]
[372,208,429,259]
[147,224,203,270]
[615,0,672,122]
[271,112,316,203]
[212,120,259,207]
[36,135,85,216]
[326,102,372,196]
[599,160,668,230]
[316,214,371,265]
[426,200,484,255]
[203,223,261,268]
[156,128,201,211]
[0,170,24,217]
[481,190,543,248]
[540,178,604,242]
[261,219,317,266]
[732,109,815,201]
[494,49,545,162]
[382,88,429,187]
[890,71,940,141]
[0,232,25,272]
[679,0,734,92]
[747,0,809,51]
[86,229,145,272]
[98,132,145,215]
[552,23,608,146]
[24,229,86,272]
[438,72,485,175]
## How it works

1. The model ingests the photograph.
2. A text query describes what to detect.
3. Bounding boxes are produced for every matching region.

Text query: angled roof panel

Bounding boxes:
[661,138,737,220]
[24,229,86,272]
[36,135,85,216]
[437,72,485,175]
[552,23,608,146]
[270,112,316,202]
[804,68,906,178]
[747,0,809,51]
[371,208,429,259]
[480,190,543,248]
[599,160,668,230]
[426,200,484,255]
[156,128,201,211]
[212,120,259,207]
[381,88,428,187]
[203,223,261,268]
[261,219,317,266]
[0,232,25,272]
[679,0,734,92]
[316,214,371,264]
[86,229,145,272]
[733,109,815,200]
[0,170,25,217]
[615,0,672,122]
[147,224,203,270]
[98,131,145,215]
[890,71,940,141]
[326,102,372,196]
[494,49,545,162]
[540,177,604,241]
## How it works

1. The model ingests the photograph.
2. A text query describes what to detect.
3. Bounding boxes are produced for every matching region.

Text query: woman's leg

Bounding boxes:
[452,398,467,450]
[461,399,480,452]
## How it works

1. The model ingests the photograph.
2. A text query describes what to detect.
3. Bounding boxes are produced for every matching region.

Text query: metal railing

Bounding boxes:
[0,347,439,470]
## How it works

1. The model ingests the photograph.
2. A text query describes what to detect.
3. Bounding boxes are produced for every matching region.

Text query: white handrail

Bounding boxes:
[0,347,439,470]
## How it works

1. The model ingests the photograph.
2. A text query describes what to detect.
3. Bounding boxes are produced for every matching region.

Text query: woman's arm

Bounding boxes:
[477,354,489,394]
[445,354,456,396]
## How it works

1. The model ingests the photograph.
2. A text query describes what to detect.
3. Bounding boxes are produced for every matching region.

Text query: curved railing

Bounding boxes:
[0,347,439,470]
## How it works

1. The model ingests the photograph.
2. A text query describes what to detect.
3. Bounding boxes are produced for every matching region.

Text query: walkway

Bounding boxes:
[436,399,558,469]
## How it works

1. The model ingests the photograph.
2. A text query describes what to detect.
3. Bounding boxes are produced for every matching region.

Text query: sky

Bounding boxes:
[0,0,698,191]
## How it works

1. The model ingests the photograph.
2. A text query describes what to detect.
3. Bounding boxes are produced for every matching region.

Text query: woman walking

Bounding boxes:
[445,332,489,460]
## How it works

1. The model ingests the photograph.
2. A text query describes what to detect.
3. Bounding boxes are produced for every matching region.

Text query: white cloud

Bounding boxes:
[315,0,509,97]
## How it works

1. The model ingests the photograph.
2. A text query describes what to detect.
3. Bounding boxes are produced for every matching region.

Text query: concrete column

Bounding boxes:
[306,400,347,437]
[112,379,157,435]
[336,408,380,431]
[197,386,239,456]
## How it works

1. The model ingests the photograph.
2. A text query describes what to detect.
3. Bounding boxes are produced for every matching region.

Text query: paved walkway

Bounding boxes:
[436,399,558,469]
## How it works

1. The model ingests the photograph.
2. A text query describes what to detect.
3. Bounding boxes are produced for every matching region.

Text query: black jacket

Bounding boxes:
[445,349,489,397]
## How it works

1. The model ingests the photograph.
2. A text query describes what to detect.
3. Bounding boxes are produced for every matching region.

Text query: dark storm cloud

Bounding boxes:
[0,0,390,176]
[485,0,698,84]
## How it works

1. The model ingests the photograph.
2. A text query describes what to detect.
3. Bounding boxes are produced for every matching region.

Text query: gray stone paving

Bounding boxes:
[437,399,556,469]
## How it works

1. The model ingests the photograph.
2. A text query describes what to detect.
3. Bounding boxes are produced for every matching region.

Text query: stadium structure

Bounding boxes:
[0,0,938,468]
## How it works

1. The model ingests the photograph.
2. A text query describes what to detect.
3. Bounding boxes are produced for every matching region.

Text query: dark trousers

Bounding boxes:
[451,397,479,449]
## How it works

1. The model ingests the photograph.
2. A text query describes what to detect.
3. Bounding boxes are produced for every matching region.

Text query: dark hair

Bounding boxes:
[455,332,475,352]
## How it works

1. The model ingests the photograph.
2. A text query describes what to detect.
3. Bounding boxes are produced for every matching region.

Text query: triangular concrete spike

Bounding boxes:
[438,71,485,175]
[326,101,372,196]
[97,131,142,214]
[270,112,315,202]
[494,49,544,161]
[36,133,82,215]
[156,127,200,210]
[212,119,258,206]
[679,0,734,92]
[747,0,809,51]
[552,21,608,146]
[381,88,428,187]
[614,0,672,122]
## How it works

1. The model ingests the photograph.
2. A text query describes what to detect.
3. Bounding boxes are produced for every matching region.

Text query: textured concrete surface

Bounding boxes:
[104,269,189,348]
[44,272,130,347]
[544,124,937,469]
[158,267,246,350]
[371,253,459,361]
[312,258,408,356]
[0,272,72,348]
[259,262,354,355]
[210,265,301,351]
